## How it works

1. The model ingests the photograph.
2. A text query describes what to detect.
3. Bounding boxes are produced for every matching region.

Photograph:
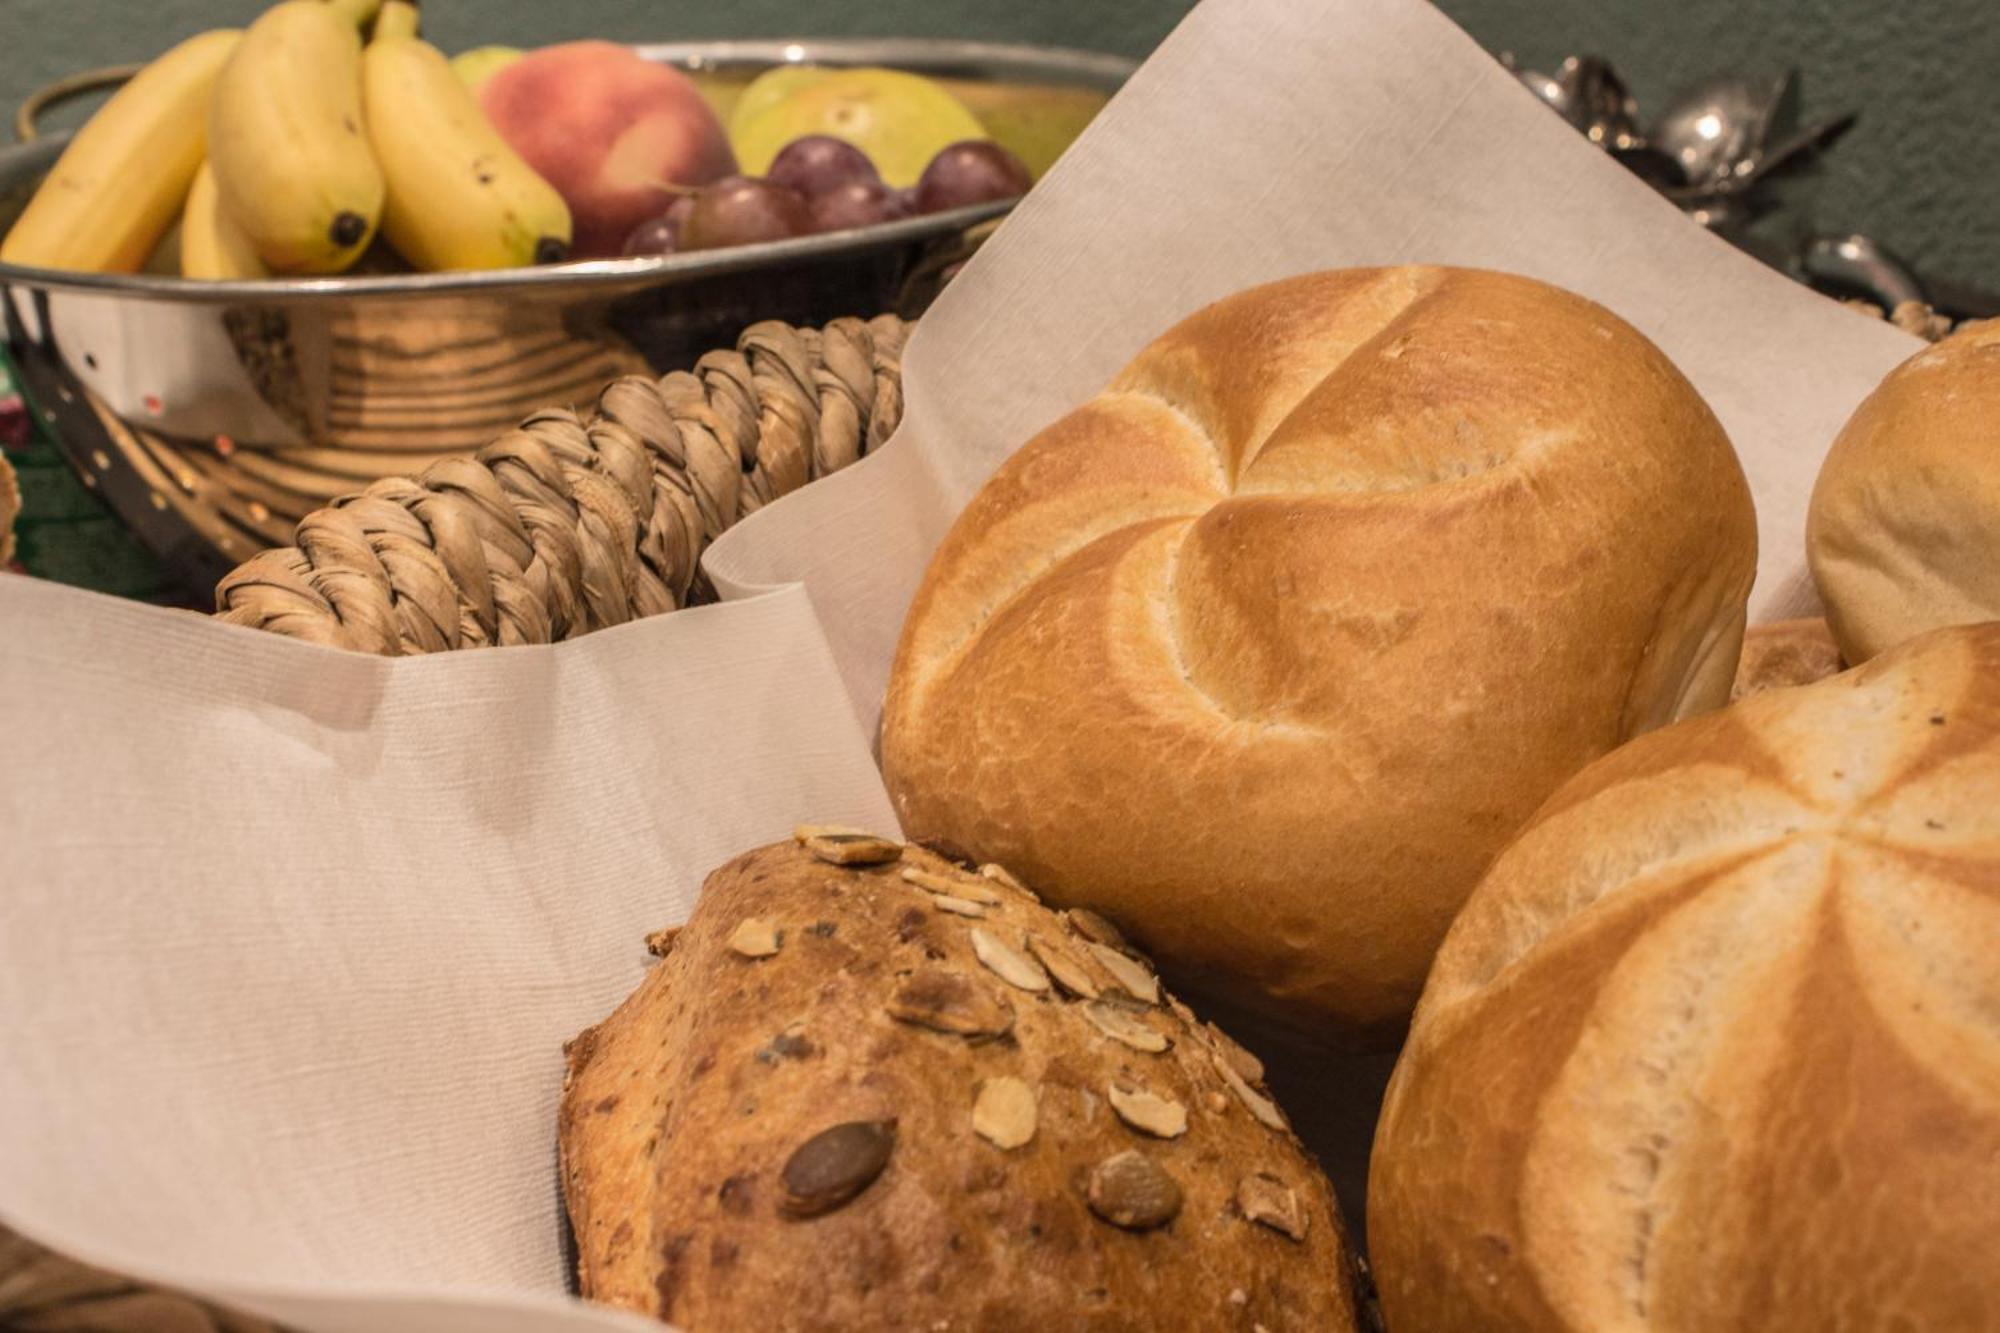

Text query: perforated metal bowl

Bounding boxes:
[0,38,1131,591]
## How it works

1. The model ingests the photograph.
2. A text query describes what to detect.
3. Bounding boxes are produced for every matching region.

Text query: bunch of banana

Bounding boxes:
[2,0,574,279]
[180,161,268,279]
[362,1,571,269]
[0,29,240,272]
[206,0,386,273]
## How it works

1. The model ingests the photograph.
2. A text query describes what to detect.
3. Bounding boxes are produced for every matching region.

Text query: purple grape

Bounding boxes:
[766,135,880,197]
[623,217,678,257]
[622,195,696,256]
[623,194,696,256]
[679,176,812,251]
[913,141,1032,214]
[807,178,906,232]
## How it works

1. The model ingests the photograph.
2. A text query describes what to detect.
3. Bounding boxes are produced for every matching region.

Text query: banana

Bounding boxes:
[180,160,268,279]
[362,2,571,270]
[206,0,385,274]
[0,29,240,273]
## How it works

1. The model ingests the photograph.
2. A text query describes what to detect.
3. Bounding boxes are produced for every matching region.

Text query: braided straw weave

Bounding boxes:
[0,1224,280,1332]
[214,315,909,655]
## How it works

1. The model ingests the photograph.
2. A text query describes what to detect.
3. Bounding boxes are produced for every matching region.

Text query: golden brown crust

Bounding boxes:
[1729,617,1844,700]
[1370,623,2000,1332]
[881,266,1757,1039]
[560,838,1364,1332]
[0,451,18,568]
[1808,317,2000,663]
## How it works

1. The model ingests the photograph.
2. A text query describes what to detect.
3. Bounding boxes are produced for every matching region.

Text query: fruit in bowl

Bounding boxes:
[619,133,1029,255]
[480,41,738,258]
[622,194,697,256]
[729,66,989,187]
[678,176,812,251]
[450,44,522,97]
[1,20,1078,280]
[913,140,1034,213]
[807,178,908,232]
[765,135,880,196]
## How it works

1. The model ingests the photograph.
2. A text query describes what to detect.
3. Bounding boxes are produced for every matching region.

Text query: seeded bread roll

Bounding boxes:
[559,833,1366,1332]
[0,452,18,568]
[1808,318,2000,663]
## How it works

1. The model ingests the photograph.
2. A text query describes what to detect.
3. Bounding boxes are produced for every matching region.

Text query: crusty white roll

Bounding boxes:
[1370,622,2000,1333]
[0,451,17,568]
[881,266,1757,1040]
[1808,317,2000,663]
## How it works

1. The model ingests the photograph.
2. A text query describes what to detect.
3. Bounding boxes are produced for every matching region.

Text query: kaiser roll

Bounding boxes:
[560,834,1368,1332]
[881,265,1757,1040]
[1369,622,2000,1333]
[1808,317,2000,663]
[0,450,17,568]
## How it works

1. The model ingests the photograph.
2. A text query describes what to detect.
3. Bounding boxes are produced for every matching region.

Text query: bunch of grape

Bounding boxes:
[622,135,1032,256]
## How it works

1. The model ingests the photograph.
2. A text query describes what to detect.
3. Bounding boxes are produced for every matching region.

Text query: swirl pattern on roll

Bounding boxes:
[1371,622,2000,1332]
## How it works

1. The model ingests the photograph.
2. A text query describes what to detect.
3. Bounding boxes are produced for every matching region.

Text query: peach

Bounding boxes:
[480,42,737,258]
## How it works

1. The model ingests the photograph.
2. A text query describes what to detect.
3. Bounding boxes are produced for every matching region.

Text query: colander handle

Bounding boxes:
[14,65,143,143]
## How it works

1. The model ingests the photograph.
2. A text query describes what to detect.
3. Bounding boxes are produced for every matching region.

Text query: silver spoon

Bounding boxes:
[1663,112,1857,211]
[1728,112,1857,190]
[1515,56,1644,150]
[1799,234,1928,311]
[1650,72,1792,188]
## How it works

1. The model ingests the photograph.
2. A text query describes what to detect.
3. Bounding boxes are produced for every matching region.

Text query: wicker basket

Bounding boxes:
[213,314,908,654]
[0,313,910,1332]
[0,1223,279,1333]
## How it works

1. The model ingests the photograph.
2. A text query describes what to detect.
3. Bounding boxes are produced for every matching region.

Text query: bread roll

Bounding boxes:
[1808,317,2000,663]
[1370,622,2000,1332]
[1729,616,1843,700]
[882,266,1757,1040]
[560,834,1367,1332]
[0,451,18,568]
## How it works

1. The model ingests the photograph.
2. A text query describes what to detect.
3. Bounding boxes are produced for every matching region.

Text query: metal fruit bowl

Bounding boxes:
[0,38,1132,592]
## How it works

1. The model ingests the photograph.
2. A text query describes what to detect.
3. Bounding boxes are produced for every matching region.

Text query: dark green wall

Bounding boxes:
[3,0,1994,288]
